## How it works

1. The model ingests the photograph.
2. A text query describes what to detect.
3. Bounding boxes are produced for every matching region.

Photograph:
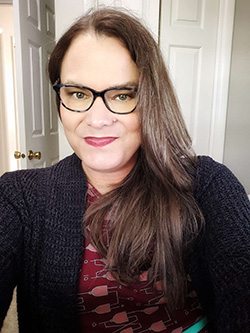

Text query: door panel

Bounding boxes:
[13,0,59,168]
[160,0,235,160]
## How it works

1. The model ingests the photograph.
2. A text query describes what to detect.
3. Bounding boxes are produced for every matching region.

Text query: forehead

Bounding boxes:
[60,33,138,89]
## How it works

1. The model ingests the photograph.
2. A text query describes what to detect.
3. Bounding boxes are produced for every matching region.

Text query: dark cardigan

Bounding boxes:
[0,154,249,332]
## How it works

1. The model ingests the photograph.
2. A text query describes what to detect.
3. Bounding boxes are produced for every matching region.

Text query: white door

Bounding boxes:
[13,0,59,169]
[160,0,235,161]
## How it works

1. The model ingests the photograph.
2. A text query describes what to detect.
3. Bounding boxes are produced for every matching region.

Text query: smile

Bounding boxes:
[84,136,118,147]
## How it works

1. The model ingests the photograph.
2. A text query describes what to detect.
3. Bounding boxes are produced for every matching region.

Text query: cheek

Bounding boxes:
[127,114,141,140]
[60,107,83,132]
[60,107,69,127]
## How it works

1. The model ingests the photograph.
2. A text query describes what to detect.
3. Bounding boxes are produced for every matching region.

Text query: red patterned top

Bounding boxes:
[77,183,211,332]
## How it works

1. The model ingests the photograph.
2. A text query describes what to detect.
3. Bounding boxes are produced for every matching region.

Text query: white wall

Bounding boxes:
[224,0,250,193]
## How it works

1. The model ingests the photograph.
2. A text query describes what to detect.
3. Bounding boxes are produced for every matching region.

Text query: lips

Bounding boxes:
[84,136,117,147]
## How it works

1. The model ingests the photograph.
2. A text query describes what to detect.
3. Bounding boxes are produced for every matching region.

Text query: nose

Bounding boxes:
[84,96,116,128]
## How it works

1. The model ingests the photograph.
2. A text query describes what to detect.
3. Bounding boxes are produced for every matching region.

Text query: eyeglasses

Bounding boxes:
[53,84,138,114]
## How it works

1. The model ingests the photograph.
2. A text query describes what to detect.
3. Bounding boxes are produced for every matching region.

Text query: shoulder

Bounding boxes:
[190,157,250,329]
[195,155,236,192]
[0,154,86,209]
[193,155,250,238]
[194,155,249,207]
[192,155,250,280]
[0,153,82,184]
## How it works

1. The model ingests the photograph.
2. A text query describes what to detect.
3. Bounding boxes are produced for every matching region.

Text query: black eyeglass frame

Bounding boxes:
[53,84,138,115]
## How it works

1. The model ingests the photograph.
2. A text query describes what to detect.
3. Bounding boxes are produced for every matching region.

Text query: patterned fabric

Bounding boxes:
[77,183,211,332]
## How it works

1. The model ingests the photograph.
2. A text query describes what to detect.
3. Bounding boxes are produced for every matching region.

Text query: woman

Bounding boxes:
[0,8,249,333]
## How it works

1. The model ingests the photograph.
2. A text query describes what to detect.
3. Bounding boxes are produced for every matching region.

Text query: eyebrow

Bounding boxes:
[62,80,138,90]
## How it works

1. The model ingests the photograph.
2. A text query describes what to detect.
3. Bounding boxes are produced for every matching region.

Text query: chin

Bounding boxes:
[89,163,123,173]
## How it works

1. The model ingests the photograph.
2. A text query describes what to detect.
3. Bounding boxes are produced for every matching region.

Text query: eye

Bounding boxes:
[63,86,91,100]
[111,90,137,103]
[73,91,86,100]
[116,93,129,101]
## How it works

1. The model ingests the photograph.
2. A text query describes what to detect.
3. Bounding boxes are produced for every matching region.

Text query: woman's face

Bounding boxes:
[60,33,141,189]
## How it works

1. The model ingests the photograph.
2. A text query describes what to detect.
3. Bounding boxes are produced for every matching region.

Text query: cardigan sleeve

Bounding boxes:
[0,171,30,326]
[190,156,250,332]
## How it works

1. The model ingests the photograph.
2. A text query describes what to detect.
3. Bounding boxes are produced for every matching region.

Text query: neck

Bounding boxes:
[81,165,133,194]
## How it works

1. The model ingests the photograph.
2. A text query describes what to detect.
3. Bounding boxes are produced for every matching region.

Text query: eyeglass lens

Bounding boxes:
[59,86,137,113]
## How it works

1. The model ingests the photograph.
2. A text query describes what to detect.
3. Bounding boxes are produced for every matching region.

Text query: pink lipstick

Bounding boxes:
[84,137,117,147]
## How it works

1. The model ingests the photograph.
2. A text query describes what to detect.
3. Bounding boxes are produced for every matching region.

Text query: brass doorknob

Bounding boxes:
[14,151,26,159]
[28,150,42,160]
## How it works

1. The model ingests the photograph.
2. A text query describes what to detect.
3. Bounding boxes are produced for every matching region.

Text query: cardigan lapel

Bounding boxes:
[37,154,87,328]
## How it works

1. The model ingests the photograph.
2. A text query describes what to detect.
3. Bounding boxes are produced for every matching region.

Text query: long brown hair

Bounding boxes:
[48,8,203,310]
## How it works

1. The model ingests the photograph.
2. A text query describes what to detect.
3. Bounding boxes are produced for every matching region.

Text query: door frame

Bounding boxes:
[208,0,235,162]
[0,1,19,174]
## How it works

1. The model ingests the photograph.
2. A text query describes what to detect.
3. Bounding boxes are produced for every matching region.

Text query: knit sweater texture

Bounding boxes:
[0,154,249,332]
